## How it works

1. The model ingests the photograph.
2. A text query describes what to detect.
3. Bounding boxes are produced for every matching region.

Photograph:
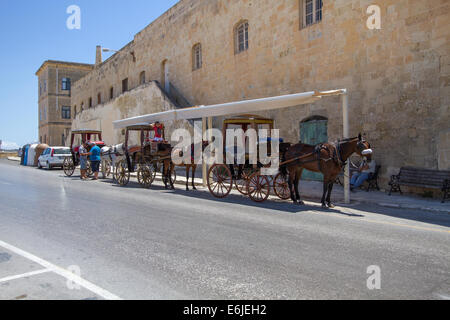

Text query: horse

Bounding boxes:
[170,141,209,191]
[281,134,371,208]
[130,142,175,190]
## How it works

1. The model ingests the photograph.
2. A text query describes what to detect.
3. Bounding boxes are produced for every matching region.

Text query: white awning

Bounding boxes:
[113,90,345,129]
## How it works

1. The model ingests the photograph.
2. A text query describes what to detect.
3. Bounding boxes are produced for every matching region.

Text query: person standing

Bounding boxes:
[87,142,101,180]
[350,153,376,192]
[79,142,89,180]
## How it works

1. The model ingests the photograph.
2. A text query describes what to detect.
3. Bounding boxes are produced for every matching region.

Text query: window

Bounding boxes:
[89,97,92,108]
[192,44,202,70]
[61,78,71,91]
[74,105,77,117]
[122,78,129,93]
[140,71,146,85]
[62,134,65,146]
[81,102,84,111]
[44,80,47,92]
[110,87,114,100]
[235,21,249,54]
[97,93,102,104]
[55,148,70,155]
[39,109,42,121]
[39,83,42,96]
[62,106,71,119]
[301,0,323,28]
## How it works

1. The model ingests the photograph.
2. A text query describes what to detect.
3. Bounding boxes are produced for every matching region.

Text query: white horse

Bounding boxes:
[100,144,125,178]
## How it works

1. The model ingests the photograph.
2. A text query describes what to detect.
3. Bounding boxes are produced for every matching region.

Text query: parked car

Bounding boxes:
[38,147,71,169]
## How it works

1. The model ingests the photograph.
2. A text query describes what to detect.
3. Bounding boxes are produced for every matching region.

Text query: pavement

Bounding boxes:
[155,166,450,215]
[11,156,449,214]
[0,158,449,300]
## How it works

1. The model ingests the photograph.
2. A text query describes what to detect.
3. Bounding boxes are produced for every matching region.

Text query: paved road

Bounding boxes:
[0,159,449,300]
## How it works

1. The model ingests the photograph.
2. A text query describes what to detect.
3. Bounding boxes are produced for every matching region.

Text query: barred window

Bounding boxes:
[235,21,249,54]
[61,78,71,91]
[193,44,202,70]
[62,106,71,119]
[302,0,323,28]
[140,71,146,84]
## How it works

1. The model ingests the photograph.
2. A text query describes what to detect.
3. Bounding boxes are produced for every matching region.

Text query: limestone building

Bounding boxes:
[65,0,448,187]
[36,61,93,146]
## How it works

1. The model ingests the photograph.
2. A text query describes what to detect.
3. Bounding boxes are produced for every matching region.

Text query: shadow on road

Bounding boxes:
[57,170,450,228]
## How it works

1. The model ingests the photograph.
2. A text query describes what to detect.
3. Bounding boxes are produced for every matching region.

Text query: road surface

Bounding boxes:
[0,159,449,300]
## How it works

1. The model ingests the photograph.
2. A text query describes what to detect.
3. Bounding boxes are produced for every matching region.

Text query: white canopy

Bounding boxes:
[113,90,345,129]
[112,88,352,204]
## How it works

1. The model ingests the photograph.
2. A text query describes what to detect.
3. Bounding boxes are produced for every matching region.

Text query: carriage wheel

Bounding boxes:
[234,167,256,196]
[102,160,112,179]
[115,160,130,186]
[63,157,75,177]
[247,172,271,203]
[207,164,233,198]
[273,173,291,200]
[137,164,155,188]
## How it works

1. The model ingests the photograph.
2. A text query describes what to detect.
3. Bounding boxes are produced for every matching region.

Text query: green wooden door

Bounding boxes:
[300,119,328,181]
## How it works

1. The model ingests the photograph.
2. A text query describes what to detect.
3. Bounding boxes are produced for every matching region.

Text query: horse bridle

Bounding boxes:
[335,138,370,167]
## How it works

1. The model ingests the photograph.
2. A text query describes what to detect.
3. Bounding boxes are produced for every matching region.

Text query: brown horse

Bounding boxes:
[281,134,371,208]
[132,142,174,189]
[170,141,209,191]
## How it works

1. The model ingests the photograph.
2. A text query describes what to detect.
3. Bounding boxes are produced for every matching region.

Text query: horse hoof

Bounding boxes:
[321,204,328,209]
[327,203,335,208]
[297,201,305,205]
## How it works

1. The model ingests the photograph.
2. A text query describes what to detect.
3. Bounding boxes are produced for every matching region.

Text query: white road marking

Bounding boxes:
[0,240,122,300]
[0,269,51,284]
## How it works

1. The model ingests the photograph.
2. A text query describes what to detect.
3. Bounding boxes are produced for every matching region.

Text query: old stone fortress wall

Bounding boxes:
[69,0,449,189]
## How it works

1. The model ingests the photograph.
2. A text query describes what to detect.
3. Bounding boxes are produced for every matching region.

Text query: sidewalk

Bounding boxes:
[159,170,450,214]
[297,180,450,214]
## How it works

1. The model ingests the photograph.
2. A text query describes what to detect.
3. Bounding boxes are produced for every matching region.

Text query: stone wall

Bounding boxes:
[71,81,192,146]
[71,0,450,187]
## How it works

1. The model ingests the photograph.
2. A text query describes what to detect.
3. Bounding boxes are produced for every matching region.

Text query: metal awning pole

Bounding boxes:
[202,117,207,187]
[342,90,350,204]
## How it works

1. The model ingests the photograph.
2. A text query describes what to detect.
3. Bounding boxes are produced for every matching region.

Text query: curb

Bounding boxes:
[7,157,20,162]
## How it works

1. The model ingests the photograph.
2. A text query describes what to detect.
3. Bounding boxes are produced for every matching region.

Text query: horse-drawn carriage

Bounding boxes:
[206,115,291,202]
[63,129,106,177]
[113,123,175,188]
[112,89,372,206]
[205,115,372,205]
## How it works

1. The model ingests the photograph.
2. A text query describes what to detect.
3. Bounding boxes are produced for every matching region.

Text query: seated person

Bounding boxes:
[350,150,375,192]
[152,122,164,142]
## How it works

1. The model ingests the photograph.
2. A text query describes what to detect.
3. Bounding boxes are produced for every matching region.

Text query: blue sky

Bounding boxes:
[0,0,178,149]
